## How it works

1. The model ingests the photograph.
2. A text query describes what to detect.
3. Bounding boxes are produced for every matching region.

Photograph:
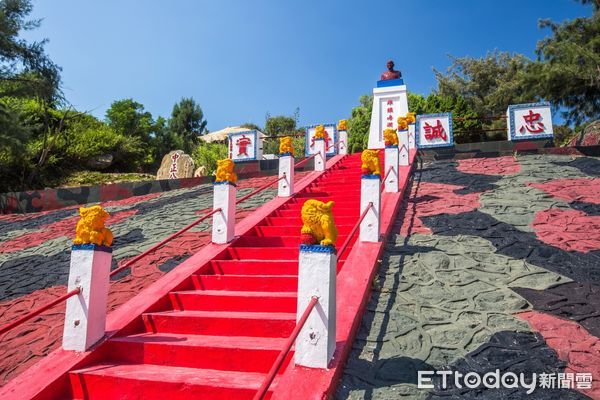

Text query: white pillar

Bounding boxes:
[295,245,336,368]
[398,129,410,166]
[278,155,294,197]
[384,147,399,193]
[212,182,236,244]
[408,123,416,149]
[62,245,111,351]
[338,130,348,155]
[360,177,381,242]
[314,139,326,171]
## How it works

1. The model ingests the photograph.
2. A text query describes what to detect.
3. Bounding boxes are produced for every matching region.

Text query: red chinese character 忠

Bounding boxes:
[423,120,448,141]
[519,110,546,134]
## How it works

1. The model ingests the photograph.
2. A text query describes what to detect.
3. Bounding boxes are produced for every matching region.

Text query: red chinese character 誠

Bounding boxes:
[423,120,447,141]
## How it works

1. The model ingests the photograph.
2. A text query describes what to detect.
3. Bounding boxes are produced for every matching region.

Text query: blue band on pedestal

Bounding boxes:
[361,174,381,180]
[72,244,113,253]
[213,181,237,187]
[300,244,337,254]
[397,129,408,134]
[279,152,293,157]
[314,138,325,141]
[385,145,399,149]
[376,78,404,87]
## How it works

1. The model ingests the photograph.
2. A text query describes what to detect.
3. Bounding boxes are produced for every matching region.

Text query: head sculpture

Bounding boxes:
[279,136,294,156]
[215,158,238,184]
[361,149,381,176]
[300,199,338,247]
[406,112,416,124]
[74,205,113,247]
[384,128,399,147]
[314,125,326,139]
[397,117,408,131]
[337,119,347,131]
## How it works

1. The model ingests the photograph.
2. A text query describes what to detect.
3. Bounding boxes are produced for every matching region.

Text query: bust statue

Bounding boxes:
[380,60,402,81]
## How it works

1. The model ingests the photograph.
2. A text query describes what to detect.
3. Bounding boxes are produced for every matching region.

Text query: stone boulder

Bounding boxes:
[86,154,113,170]
[156,150,195,180]
[567,120,600,147]
[194,165,208,177]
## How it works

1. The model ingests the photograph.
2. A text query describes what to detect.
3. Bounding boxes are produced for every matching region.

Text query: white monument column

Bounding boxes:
[408,123,416,149]
[278,155,294,197]
[63,244,112,351]
[368,84,409,149]
[338,130,348,155]
[314,139,326,171]
[360,175,381,242]
[398,129,410,166]
[295,244,336,368]
[212,182,237,243]
[384,146,399,193]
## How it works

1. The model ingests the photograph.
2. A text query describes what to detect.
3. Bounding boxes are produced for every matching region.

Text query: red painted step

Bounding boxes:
[225,246,299,260]
[69,363,276,400]
[208,260,298,275]
[233,235,350,248]
[191,274,298,291]
[169,290,297,313]
[262,215,358,226]
[107,333,291,373]
[142,310,295,337]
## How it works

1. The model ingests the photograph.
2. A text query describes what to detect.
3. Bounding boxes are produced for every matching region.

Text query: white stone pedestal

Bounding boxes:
[398,129,410,166]
[278,155,294,197]
[338,130,348,155]
[384,147,399,193]
[408,123,416,149]
[63,245,112,351]
[212,182,237,243]
[314,139,326,171]
[295,245,336,369]
[368,85,409,149]
[360,176,381,242]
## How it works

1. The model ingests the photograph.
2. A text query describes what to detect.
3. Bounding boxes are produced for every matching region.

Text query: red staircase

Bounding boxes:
[56,154,365,399]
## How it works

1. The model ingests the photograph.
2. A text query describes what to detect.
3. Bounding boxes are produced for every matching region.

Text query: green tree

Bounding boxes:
[105,99,154,143]
[168,97,207,154]
[347,94,372,153]
[152,116,182,164]
[525,1,600,124]
[264,115,296,136]
[192,142,227,175]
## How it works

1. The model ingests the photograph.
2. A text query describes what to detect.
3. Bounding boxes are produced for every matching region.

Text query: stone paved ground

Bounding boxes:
[337,155,600,400]
[0,172,309,385]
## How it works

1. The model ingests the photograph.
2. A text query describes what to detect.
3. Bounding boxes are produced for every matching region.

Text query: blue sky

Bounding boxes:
[24,0,592,131]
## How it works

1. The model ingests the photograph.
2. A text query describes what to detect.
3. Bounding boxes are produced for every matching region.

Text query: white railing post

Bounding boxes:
[212,182,236,243]
[278,155,294,197]
[398,128,410,166]
[384,146,399,193]
[63,244,111,351]
[360,175,381,242]
[314,139,326,171]
[338,130,348,155]
[295,244,336,368]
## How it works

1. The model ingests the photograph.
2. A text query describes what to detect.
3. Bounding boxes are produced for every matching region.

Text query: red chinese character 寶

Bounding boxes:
[423,120,448,141]
[236,135,252,156]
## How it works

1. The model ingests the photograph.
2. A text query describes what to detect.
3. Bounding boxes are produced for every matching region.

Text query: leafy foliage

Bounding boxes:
[347,94,372,153]
[191,142,227,175]
[169,97,207,154]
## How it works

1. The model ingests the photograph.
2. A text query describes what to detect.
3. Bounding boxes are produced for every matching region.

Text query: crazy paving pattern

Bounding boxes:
[337,154,600,400]
[0,173,308,385]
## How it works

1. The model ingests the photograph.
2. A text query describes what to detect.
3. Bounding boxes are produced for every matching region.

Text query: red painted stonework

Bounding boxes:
[0,209,138,254]
[456,156,521,175]
[397,182,481,235]
[518,311,600,399]
[102,192,162,207]
[530,178,600,205]
[532,208,600,253]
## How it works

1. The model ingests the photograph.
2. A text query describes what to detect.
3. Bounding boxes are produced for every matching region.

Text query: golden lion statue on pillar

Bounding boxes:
[74,205,113,247]
[361,149,381,176]
[300,200,338,247]
[314,125,326,139]
[384,128,399,146]
[279,136,294,156]
[397,116,408,131]
[337,119,347,131]
[215,158,238,184]
[406,112,416,124]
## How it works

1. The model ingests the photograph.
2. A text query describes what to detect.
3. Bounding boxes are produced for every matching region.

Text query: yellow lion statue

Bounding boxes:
[384,128,399,146]
[215,158,238,184]
[337,119,347,131]
[301,200,338,246]
[279,136,294,156]
[397,116,408,131]
[74,205,113,247]
[406,112,416,124]
[314,125,326,139]
[361,149,381,176]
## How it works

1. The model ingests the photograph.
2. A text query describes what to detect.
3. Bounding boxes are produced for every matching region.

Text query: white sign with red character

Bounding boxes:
[416,113,454,148]
[228,130,263,162]
[305,124,337,157]
[507,103,553,141]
